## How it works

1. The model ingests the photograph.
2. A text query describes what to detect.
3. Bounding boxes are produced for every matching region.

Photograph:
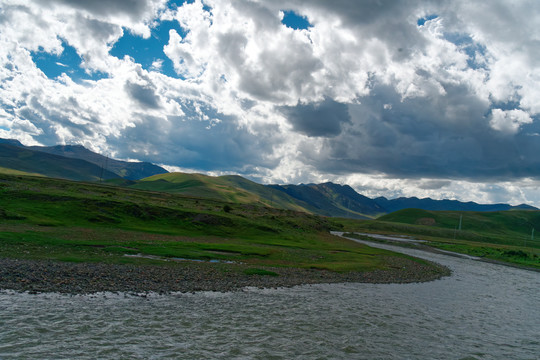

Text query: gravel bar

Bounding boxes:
[0,257,450,295]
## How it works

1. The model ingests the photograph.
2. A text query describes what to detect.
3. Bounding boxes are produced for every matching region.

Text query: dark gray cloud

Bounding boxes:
[419,180,452,190]
[231,0,281,32]
[74,14,120,41]
[52,0,158,20]
[299,82,540,181]
[125,81,161,109]
[269,0,431,60]
[280,98,351,137]
[16,96,96,145]
[312,0,428,58]
[110,101,280,172]
[235,44,322,103]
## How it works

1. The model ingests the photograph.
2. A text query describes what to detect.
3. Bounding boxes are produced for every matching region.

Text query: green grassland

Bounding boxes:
[129,172,312,212]
[0,173,419,274]
[0,166,44,177]
[0,143,119,181]
[336,208,540,269]
[113,172,377,219]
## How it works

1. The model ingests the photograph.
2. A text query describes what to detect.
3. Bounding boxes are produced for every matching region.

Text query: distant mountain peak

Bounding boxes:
[0,138,168,180]
[0,138,23,147]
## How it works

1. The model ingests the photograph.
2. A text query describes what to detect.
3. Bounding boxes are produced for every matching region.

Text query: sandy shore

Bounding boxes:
[0,256,450,294]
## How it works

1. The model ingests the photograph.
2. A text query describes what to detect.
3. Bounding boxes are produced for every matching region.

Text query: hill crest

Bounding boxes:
[1,138,536,216]
[0,138,168,180]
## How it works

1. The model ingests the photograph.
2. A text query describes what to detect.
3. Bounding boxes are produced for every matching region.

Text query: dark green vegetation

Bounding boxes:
[117,173,383,219]
[269,182,385,218]
[0,140,168,181]
[373,196,537,213]
[337,208,540,269]
[0,143,119,181]
[130,172,308,212]
[27,144,168,180]
[128,174,536,219]
[0,173,429,276]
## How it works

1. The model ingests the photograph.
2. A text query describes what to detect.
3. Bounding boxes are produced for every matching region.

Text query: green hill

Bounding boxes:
[270,182,384,218]
[0,173,447,281]
[0,143,119,182]
[130,172,310,212]
[339,208,540,268]
[29,144,168,180]
[133,172,264,203]
[0,166,44,177]
[128,173,381,218]
[0,138,168,180]
[378,208,540,242]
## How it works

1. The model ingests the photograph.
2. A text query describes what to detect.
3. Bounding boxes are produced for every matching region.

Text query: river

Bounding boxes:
[1,235,538,359]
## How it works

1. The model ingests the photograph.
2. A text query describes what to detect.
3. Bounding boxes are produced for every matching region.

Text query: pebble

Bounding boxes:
[0,257,450,295]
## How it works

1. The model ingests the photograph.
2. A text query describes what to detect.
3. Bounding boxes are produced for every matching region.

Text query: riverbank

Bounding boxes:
[336,231,540,273]
[0,256,450,294]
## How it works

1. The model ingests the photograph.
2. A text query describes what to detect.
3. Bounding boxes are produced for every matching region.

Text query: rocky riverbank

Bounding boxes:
[0,256,450,294]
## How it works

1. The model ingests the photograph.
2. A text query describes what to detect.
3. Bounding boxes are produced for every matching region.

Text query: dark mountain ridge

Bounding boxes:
[269,183,537,217]
[0,143,119,181]
[268,182,385,218]
[373,196,537,213]
[0,139,168,180]
[1,138,536,216]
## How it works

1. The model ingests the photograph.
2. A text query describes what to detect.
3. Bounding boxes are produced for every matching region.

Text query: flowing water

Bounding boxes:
[1,238,539,359]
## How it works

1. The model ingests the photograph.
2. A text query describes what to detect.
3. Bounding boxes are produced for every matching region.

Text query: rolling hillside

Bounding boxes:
[0,143,119,181]
[129,173,386,217]
[30,144,168,180]
[269,183,384,218]
[120,173,539,219]
[1,138,536,217]
[374,196,537,213]
[0,138,168,180]
[1,172,433,277]
[377,208,540,247]
[130,172,311,212]
[337,207,540,268]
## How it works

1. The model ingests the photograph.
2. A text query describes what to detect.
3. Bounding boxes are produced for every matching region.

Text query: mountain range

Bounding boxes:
[0,138,536,217]
[0,139,168,180]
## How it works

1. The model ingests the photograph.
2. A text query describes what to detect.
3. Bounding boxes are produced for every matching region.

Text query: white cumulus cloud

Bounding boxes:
[1,0,540,207]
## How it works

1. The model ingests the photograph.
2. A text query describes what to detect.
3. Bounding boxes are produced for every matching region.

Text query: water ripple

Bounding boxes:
[1,247,539,359]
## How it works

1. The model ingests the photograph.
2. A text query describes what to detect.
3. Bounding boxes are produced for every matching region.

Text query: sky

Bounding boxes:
[1,0,540,206]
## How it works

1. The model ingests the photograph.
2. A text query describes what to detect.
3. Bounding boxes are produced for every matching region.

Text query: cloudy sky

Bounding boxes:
[1,0,540,206]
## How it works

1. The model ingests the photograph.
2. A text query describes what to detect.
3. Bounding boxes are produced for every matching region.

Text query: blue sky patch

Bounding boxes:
[281,10,312,30]
[31,41,106,82]
[110,20,185,78]
[444,32,488,69]
[489,100,523,112]
[417,14,438,26]
[168,0,192,9]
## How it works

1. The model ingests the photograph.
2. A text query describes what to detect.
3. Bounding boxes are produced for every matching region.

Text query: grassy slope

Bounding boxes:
[30,144,168,180]
[336,208,540,268]
[270,183,383,219]
[132,172,310,212]
[0,144,119,181]
[0,173,418,273]
[0,167,44,177]
[129,173,380,219]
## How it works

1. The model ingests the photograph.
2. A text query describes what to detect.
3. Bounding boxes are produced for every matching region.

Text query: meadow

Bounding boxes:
[0,173,430,278]
[336,208,540,269]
